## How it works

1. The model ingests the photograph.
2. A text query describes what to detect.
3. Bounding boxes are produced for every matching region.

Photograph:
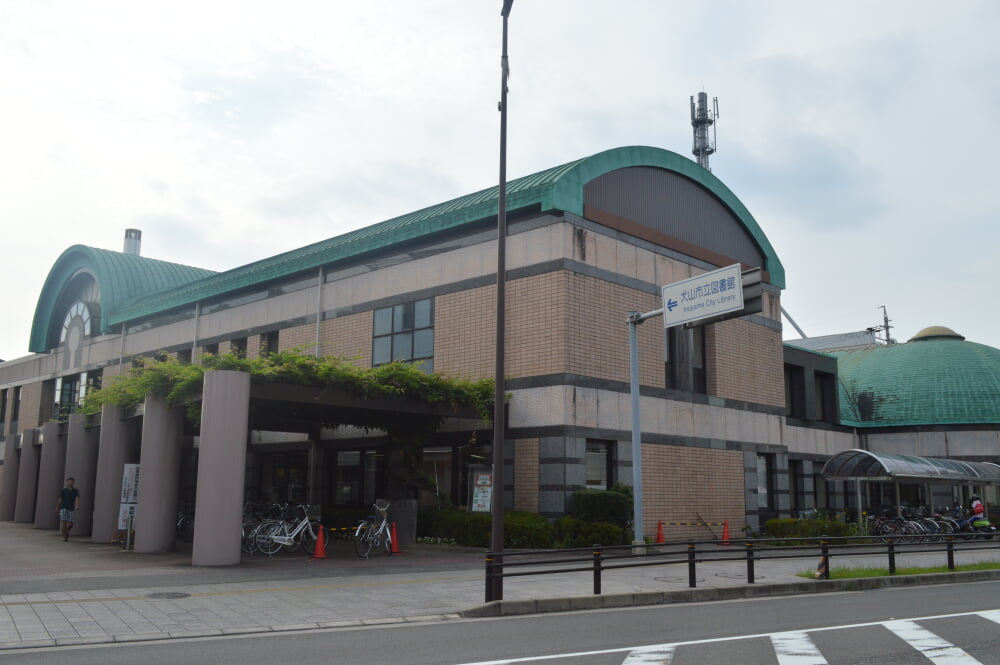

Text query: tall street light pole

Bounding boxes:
[490,0,514,604]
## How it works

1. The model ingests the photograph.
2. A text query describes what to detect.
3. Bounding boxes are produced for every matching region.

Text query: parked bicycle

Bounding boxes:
[241,503,322,557]
[354,499,392,559]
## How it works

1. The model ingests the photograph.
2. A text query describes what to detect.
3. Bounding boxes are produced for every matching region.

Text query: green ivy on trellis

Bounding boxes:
[79,350,495,426]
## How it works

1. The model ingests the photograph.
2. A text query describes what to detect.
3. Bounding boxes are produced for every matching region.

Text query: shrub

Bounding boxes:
[504,511,554,549]
[419,507,554,549]
[763,517,856,540]
[570,488,632,527]
[553,516,626,548]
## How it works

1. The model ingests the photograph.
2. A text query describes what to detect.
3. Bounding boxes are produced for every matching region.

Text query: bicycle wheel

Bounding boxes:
[301,521,321,555]
[256,522,284,556]
[281,525,299,553]
[354,521,374,558]
[382,523,392,555]
[241,520,257,556]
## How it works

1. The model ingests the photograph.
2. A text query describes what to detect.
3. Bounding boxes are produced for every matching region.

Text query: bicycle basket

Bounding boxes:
[307,505,322,521]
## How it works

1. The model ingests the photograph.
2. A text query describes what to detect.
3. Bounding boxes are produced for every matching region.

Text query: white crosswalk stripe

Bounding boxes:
[620,645,675,664]
[452,608,1000,665]
[883,619,984,664]
[769,631,829,665]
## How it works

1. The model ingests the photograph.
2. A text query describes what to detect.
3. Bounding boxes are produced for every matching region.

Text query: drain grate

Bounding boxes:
[145,592,190,599]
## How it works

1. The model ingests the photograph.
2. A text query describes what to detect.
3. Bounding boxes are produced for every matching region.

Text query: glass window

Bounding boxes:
[372,336,392,365]
[757,453,774,510]
[414,299,433,329]
[0,389,7,426]
[11,387,20,423]
[373,298,434,371]
[586,441,611,490]
[413,329,434,359]
[374,308,393,336]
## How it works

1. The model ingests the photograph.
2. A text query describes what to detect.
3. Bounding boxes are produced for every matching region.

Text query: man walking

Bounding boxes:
[55,477,80,541]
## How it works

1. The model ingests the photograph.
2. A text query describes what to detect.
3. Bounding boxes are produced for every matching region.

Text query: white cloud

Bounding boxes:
[1,1,1000,360]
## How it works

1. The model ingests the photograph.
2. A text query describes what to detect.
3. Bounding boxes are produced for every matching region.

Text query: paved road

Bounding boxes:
[6,581,1000,664]
[4,521,1000,651]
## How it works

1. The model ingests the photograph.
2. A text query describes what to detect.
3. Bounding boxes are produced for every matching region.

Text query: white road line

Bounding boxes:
[769,631,828,665]
[976,609,1000,626]
[452,608,1000,665]
[620,645,675,664]
[883,620,984,664]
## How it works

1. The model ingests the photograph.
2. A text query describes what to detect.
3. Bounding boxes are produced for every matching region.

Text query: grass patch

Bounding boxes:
[799,560,1000,580]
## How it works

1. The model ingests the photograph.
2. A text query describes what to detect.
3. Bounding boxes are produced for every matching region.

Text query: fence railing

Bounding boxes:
[483,534,1000,602]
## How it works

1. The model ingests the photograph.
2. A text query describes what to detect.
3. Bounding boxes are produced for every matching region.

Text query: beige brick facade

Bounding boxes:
[641,443,746,541]
[705,319,784,408]
[17,381,45,432]
[319,312,373,367]
[435,271,663,386]
[514,438,540,512]
[277,323,315,354]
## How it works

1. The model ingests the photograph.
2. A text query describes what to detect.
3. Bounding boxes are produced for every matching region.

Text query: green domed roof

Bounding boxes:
[834,332,1000,427]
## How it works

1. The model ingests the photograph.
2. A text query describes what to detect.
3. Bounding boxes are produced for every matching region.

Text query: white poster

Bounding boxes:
[120,463,140,503]
[116,503,137,530]
[471,471,493,513]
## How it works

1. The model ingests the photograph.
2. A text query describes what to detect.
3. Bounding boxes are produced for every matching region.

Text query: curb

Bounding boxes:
[0,612,462,651]
[460,568,1000,618]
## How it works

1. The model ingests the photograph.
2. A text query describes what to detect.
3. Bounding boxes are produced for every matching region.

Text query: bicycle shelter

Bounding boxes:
[821,448,1000,518]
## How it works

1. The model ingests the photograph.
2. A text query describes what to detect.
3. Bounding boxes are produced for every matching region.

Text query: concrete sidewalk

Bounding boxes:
[2,521,1000,649]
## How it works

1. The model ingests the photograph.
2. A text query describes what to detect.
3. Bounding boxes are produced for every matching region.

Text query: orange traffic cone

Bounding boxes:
[310,525,327,560]
[390,521,402,554]
[720,520,731,546]
[655,520,665,544]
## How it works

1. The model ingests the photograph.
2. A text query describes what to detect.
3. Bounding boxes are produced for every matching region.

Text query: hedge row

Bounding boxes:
[762,518,855,539]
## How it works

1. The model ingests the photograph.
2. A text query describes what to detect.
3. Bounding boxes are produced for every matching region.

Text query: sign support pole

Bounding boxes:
[628,309,662,545]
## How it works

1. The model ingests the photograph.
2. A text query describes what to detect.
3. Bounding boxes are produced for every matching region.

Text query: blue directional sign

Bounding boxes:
[661,263,744,328]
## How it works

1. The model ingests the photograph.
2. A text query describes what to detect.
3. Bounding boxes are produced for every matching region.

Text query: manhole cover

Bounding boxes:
[145,592,190,599]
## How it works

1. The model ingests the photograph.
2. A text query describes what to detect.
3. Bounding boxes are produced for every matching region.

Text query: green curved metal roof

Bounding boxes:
[835,337,1000,427]
[29,246,216,352]
[112,146,784,325]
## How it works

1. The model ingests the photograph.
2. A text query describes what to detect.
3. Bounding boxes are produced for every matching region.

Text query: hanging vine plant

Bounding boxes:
[79,350,496,425]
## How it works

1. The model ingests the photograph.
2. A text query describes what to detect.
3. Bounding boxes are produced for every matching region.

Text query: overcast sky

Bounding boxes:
[2,1,998,361]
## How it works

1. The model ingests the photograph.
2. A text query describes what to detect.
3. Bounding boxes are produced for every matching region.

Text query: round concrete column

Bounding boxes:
[34,421,66,530]
[0,433,22,521]
[92,405,130,543]
[14,430,40,523]
[192,370,250,566]
[64,414,99,537]
[133,395,184,553]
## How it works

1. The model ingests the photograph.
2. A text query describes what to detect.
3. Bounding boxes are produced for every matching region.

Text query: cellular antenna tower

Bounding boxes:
[690,91,719,171]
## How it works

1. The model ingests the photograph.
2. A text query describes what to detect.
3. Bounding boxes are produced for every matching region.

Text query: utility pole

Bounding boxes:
[489,0,514,604]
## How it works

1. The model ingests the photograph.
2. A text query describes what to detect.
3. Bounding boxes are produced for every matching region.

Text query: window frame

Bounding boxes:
[372,298,435,371]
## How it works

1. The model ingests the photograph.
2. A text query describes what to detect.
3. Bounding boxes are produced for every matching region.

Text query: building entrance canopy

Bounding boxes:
[822,449,1000,484]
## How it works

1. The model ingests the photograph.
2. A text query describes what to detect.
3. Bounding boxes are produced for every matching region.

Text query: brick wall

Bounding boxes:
[514,438,540,512]
[565,272,664,388]
[436,270,664,386]
[320,312,373,367]
[641,444,745,541]
[278,323,315,354]
[705,319,784,408]
[245,335,262,360]
[17,381,45,432]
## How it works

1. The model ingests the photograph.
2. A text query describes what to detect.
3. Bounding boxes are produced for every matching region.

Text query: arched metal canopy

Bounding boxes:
[822,449,1000,483]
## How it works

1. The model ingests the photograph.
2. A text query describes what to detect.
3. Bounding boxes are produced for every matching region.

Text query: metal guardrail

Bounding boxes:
[483,534,1000,602]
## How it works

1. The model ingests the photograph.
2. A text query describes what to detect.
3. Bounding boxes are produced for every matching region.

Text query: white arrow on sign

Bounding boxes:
[661,263,744,328]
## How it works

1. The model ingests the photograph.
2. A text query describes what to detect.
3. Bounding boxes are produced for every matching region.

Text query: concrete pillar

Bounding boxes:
[14,430,40,523]
[34,421,66,530]
[0,434,21,521]
[64,414,100,536]
[134,395,184,553]
[192,371,250,566]
[92,405,130,543]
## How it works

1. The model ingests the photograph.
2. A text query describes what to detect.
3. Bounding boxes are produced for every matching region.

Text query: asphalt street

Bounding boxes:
[6,581,1000,664]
